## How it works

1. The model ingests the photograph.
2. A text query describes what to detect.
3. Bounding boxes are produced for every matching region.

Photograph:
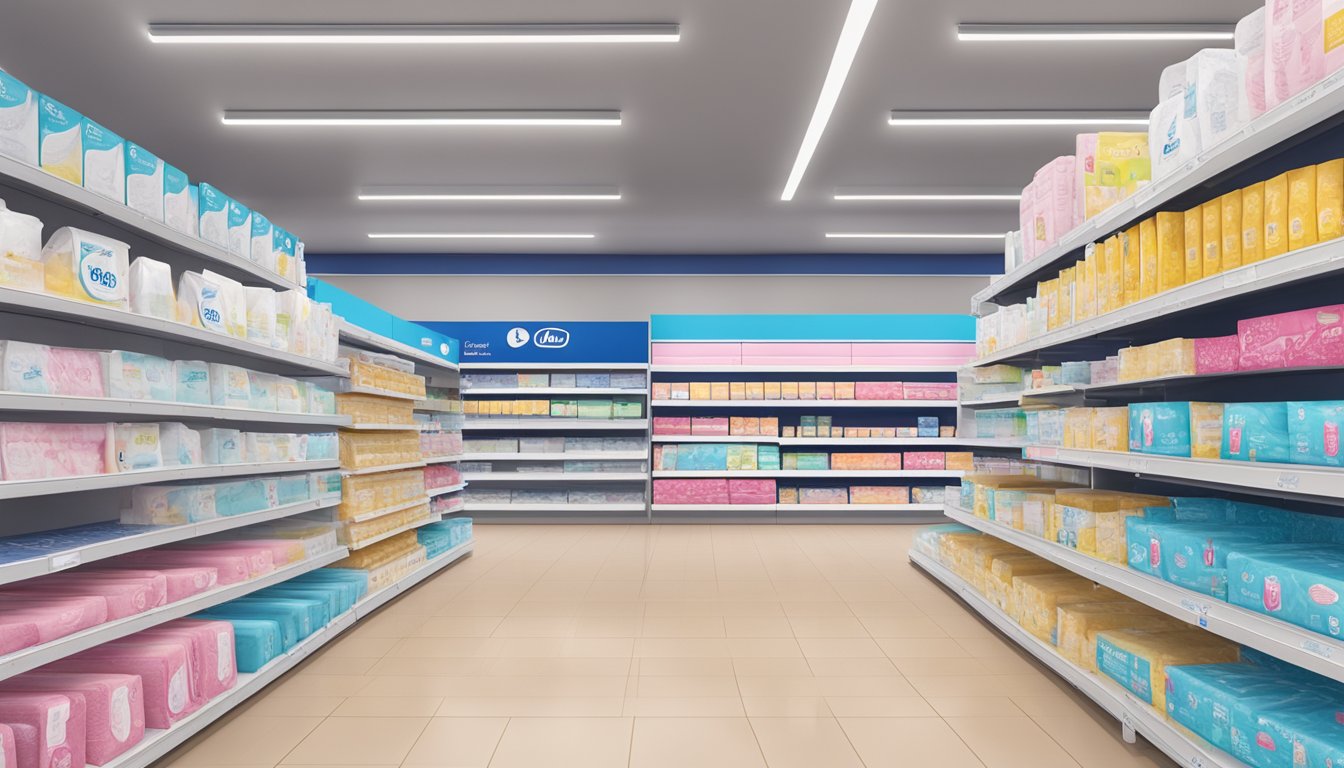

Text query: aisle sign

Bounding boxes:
[420,321,648,363]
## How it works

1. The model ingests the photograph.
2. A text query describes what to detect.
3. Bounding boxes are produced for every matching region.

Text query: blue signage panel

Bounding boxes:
[419,321,649,364]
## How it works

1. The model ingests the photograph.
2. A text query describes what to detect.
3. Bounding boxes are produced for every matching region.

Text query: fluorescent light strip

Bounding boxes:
[957,23,1233,42]
[825,232,1005,239]
[780,0,879,202]
[889,110,1148,127]
[359,186,621,202]
[368,233,595,240]
[149,23,680,44]
[834,192,1020,202]
[223,110,621,127]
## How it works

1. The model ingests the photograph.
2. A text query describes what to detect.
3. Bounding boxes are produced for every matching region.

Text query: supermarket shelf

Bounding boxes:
[652,470,965,479]
[462,472,648,483]
[0,154,302,292]
[330,496,431,524]
[652,504,778,513]
[1059,365,1344,396]
[651,399,957,409]
[650,364,963,373]
[0,286,347,377]
[959,393,1023,407]
[0,546,348,681]
[427,483,467,497]
[463,502,647,513]
[347,513,442,551]
[1020,445,1344,505]
[339,384,421,402]
[942,503,1344,684]
[651,434,778,444]
[653,503,944,513]
[460,362,648,370]
[0,460,339,502]
[465,387,648,396]
[909,550,1241,768]
[353,539,475,618]
[338,321,459,375]
[343,422,420,432]
[341,461,427,476]
[0,393,350,428]
[650,434,1013,448]
[971,66,1344,311]
[464,451,649,461]
[464,419,649,431]
[424,454,464,465]
[0,495,340,587]
[413,400,459,413]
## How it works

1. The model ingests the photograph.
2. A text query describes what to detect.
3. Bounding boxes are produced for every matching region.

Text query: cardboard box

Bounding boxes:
[1184,208,1203,284]
[834,382,856,400]
[816,381,835,400]
[689,382,712,400]
[759,417,779,436]
[945,452,974,471]
[798,382,816,400]
[1221,190,1242,272]
[670,383,690,400]
[710,382,731,401]
[764,382,782,400]
[1201,200,1222,278]
[746,382,765,400]
[729,381,747,400]
[691,417,730,436]
[781,382,799,400]
[652,382,671,400]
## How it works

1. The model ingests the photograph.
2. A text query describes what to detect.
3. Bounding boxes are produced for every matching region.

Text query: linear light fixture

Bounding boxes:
[888,110,1148,127]
[368,232,596,240]
[834,188,1020,202]
[825,232,1005,239]
[358,186,621,202]
[780,0,880,202]
[957,23,1234,42]
[148,23,681,45]
[222,110,622,127]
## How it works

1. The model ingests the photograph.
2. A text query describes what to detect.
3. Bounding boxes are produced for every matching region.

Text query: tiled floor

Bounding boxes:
[163,524,1176,768]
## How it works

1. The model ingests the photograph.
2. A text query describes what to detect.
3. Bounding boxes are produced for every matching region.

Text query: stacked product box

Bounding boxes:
[653,380,956,401]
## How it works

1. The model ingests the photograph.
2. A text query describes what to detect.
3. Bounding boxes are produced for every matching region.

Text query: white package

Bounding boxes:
[207,363,251,408]
[41,227,130,310]
[38,94,82,184]
[244,287,276,347]
[0,340,50,394]
[1158,61,1187,103]
[274,290,311,355]
[198,183,230,250]
[175,271,225,334]
[1149,95,1203,181]
[174,359,210,405]
[124,141,164,221]
[157,422,202,466]
[81,120,126,204]
[1188,48,1244,149]
[1265,0,1326,111]
[163,165,195,236]
[0,203,44,292]
[201,428,243,465]
[202,269,247,340]
[0,70,38,166]
[1237,7,1267,121]
[227,198,252,260]
[249,371,278,411]
[113,422,163,472]
[249,211,273,268]
[125,484,216,525]
[275,376,303,413]
[128,257,175,320]
[271,227,295,283]
[104,351,174,401]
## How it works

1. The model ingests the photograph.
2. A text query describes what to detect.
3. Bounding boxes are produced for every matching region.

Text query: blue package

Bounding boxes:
[675,443,728,471]
[917,416,939,437]
[576,372,612,388]
[276,474,310,506]
[1155,523,1289,599]
[757,444,781,470]
[212,479,274,517]
[197,603,301,650]
[1222,402,1291,463]
[1228,545,1344,639]
[251,590,332,628]
[1165,663,1299,762]
[227,596,319,638]
[210,617,284,673]
[1288,401,1344,468]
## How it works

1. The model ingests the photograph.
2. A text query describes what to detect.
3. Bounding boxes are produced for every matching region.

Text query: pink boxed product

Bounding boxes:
[1193,335,1241,374]
[851,342,975,366]
[203,539,304,567]
[798,487,849,505]
[902,452,946,470]
[1033,165,1056,253]
[19,573,168,620]
[727,479,777,505]
[1048,155,1078,235]
[1,673,144,765]
[901,382,957,400]
[0,423,111,481]
[1020,180,1038,262]
[740,342,852,366]
[854,381,904,400]
[52,640,197,729]
[652,478,729,505]
[0,692,84,768]
[1238,305,1344,370]
[1265,0,1325,111]
[110,551,250,585]
[690,417,730,436]
[138,620,236,702]
[0,617,40,656]
[160,544,274,577]
[0,596,109,651]
[649,343,742,365]
[652,417,691,436]
[94,567,218,603]
[0,724,15,768]
[1075,133,1098,224]
[45,349,104,399]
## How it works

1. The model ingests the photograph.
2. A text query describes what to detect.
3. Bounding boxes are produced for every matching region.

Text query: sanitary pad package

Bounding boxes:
[38,95,82,185]
[81,120,125,204]
[174,360,210,405]
[1222,401,1291,462]
[197,184,230,250]
[0,70,38,165]
[0,202,43,292]
[128,257,174,320]
[1,340,49,394]
[202,270,246,340]
[41,227,129,310]
[207,364,250,409]
[158,422,202,467]
[104,351,174,402]
[113,423,162,472]
[175,271,225,334]
[244,287,275,347]
[162,164,194,237]
[124,141,164,221]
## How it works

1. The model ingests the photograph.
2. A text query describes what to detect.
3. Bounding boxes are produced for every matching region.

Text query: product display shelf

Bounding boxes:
[972,67,1344,312]
[650,364,962,373]
[342,460,427,477]
[353,538,474,618]
[465,387,648,396]
[344,422,421,432]
[0,546,348,681]
[322,496,430,524]
[338,320,459,376]
[427,482,467,497]
[657,434,1020,448]
[464,419,650,431]
[652,399,958,409]
[1025,364,1344,399]
[0,459,339,502]
[957,393,1025,408]
[462,362,647,370]
[465,451,649,461]
[462,472,648,483]
[909,550,1241,768]
[463,502,646,513]
[652,469,964,479]
[414,399,459,413]
[424,454,464,465]
[0,393,352,428]
[347,513,443,551]
[653,503,942,513]
[338,384,421,402]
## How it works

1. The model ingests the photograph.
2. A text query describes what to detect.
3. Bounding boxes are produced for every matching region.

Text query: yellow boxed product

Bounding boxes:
[759,417,779,435]
[1150,338,1196,378]
[1041,278,1060,330]
[728,381,746,400]
[1054,489,1170,558]
[1058,266,1075,326]
[986,553,1062,612]
[958,539,1025,594]
[1117,346,1146,382]
[1183,208,1203,283]
[816,381,835,400]
[1089,408,1129,452]
[1265,171,1289,259]
[1076,248,1096,320]
[1319,159,1344,242]
[1221,190,1242,272]
[1103,236,1123,314]
[1156,212,1185,293]
[798,382,816,400]
[463,400,479,416]
[1288,165,1319,252]
[992,489,1057,532]
[710,382,730,401]
[781,382,799,400]
[1056,602,1183,671]
[689,382,712,400]
[1138,217,1158,300]
[1063,408,1093,448]
[945,452,974,471]
[1093,628,1240,712]
[1121,226,1141,307]
[967,475,1063,519]
[726,444,758,471]
[1011,572,1125,643]
[746,382,765,400]
[1201,200,1222,278]
[763,381,782,400]
[1191,401,1226,459]
[486,400,503,416]
[834,381,855,399]
[1242,181,1266,263]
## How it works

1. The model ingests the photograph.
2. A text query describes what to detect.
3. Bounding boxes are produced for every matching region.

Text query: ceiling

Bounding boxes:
[2,0,1259,259]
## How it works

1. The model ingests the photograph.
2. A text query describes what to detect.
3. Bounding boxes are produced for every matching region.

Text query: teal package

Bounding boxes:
[1127,402,1192,456]
[1288,401,1344,467]
[38,94,82,158]
[207,617,283,673]
[674,444,728,471]
[1165,663,1297,764]
[1125,515,1164,576]
[1248,697,1344,768]
[228,596,319,639]
[276,474,310,505]
[1222,402,1291,463]
[255,588,335,626]
[164,163,188,196]
[1094,634,1155,705]
[1156,523,1289,600]
[197,603,300,650]
[213,479,273,516]
[657,444,677,471]
[288,569,367,610]
[1228,545,1344,639]
[794,452,829,470]
[757,444,781,471]
[0,69,36,165]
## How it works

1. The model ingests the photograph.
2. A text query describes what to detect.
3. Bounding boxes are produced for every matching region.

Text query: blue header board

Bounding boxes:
[649,314,975,342]
[420,321,649,364]
[307,278,460,365]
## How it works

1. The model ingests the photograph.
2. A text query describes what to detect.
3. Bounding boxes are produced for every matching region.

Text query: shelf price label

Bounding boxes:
[1301,639,1335,659]
[1189,756,1205,768]
[1223,265,1259,289]
[1276,473,1301,490]
[48,552,81,572]
[1179,597,1211,618]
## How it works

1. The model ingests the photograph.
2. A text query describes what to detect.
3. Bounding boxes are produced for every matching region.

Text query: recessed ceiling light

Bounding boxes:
[957,23,1234,42]
[368,232,596,240]
[825,232,1005,239]
[888,110,1148,127]
[834,189,1020,202]
[222,110,622,127]
[149,23,681,45]
[780,0,880,202]
[359,186,621,202]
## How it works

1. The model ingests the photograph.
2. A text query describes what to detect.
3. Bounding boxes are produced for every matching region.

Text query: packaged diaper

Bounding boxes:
[0,422,111,479]
[157,422,202,466]
[1222,402,1291,462]
[1288,400,1344,466]
[274,377,303,413]
[1127,402,1223,458]
[1155,211,1185,292]
[1265,171,1290,259]
[1288,165,1320,253]
[104,351,174,401]
[1012,572,1126,644]
[0,340,49,394]
[1156,522,1289,599]
[197,183,230,250]
[124,141,164,221]
[41,227,130,309]
[128,257,175,320]
[1238,8,1268,121]
[81,119,125,203]
[162,164,194,237]
[226,198,251,260]
[1094,627,1239,711]
[275,290,310,355]
[211,478,277,516]
[1056,602,1182,671]
[244,287,276,347]
[202,270,247,339]
[207,363,251,409]
[1095,132,1150,201]
[1320,159,1344,242]
[38,94,82,184]
[249,372,278,411]
[1187,48,1244,149]
[1183,208,1203,283]
[1220,191,1242,272]
[175,271,225,334]
[1229,544,1344,638]
[200,428,243,465]
[0,202,43,292]
[1265,0,1325,111]
[249,211,273,268]
[47,346,103,397]
[113,423,163,472]
[272,228,296,284]
[1150,95,1201,182]
[1242,181,1266,263]
[174,360,210,405]
[0,70,38,165]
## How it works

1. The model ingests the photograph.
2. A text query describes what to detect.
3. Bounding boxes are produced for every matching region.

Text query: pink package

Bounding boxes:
[652,417,691,436]
[1238,305,1344,370]
[0,692,84,768]
[138,620,236,702]
[158,544,274,577]
[0,596,109,649]
[196,539,303,567]
[902,452,946,470]
[1033,165,1056,253]
[52,641,196,729]
[690,417,730,436]
[1194,335,1242,374]
[0,618,40,656]
[1266,0,1325,111]
[109,552,250,585]
[0,724,16,768]
[0,423,111,482]
[1019,179,1037,262]
[45,349,104,399]
[740,343,852,366]
[1075,134,1099,223]
[850,342,975,366]
[653,478,729,505]
[92,567,218,603]
[18,574,169,620]
[649,343,743,365]
[1049,156,1078,236]
[901,382,957,400]
[854,381,905,400]
[727,479,776,505]
[1,673,144,765]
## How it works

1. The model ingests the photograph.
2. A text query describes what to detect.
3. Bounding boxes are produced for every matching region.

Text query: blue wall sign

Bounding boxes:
[419,321,649,364]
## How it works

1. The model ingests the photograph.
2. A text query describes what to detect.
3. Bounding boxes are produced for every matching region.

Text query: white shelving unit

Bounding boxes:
[346,513,443,551]
[653,469,964,479]
[654,503,943,513]
[652,399,957,409]
[424,454,464,464]
[464,418,649,431]
[0,460,339,501]
[465,451,648,461]
[463,472,648,483]
[0,393,351,427]
[651,434,1016,448]
[465,387,648,396]
[342,461,427,476]
[428,482,467,497]
[463,502,646,513]
[650,364,961,374]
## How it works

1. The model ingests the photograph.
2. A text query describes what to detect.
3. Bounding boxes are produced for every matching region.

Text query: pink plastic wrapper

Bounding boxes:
[1238,305,1344,370]
[108,551,250,585]
[901,452,946,470]
[12,573,168,620]
[0,596,109,652]
[1193,335,1241,374]
[689,418,730,436]
[0,691,85,768]
[0,673,144,765]
[51,640,197,729]
[136,620,237,703]
[45,348,104,399]
[727,479,776,505]
[92,567,218,603]
[652,417,691,436]
[652,478,729,505]
[0,724,17,768]
[854,381,905,401]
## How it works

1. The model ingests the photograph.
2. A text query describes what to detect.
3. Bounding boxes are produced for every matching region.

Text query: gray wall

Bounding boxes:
[317,275,989,321]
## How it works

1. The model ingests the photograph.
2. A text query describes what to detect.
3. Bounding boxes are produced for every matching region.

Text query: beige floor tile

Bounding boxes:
[817,676,918,697]
[573,616,641,637]
[958,636,1030,659]
[488,717,633,768]
[366,657,493,677]
[732,657,813,677]
[624,697,747,716]
[330,697,444,717]
[402,717,508,767]
[780,601,853,618]
[891,656,994,676]
[749,717,863,768]
[839,717,985,767]
[486,656,633,676]
[788,616,869,638]
[715,600,787,617]
[434,697,625,717]
[316,638,398,659]
[491,616,577,637]
[637,675,739,698]
[946,716,1081,768]
[358,676,461,698]
[736,676,822,698]
[641,616,726,637]
[805,657,899,676]
[741,697,832,717]
[269,675,374,698]
[716,580,778,600]
[1010,692,1096,719]
[635,657,736,676]
[237,695,345,718]
[846,600,926,617]
[431,600,517,617]
[727,638,804,658]
[860,614,951,638]
[584,581,645,600]
[388,638,495,659]
[927,697,1026,717]
[877,637,971,658]
[412,617,503,637]
[723,616,794,638]
[1032,710,1175,767]
[824,696,937,717]
[634,638,730,657]
[629,717,766,768]
[298,656,379,677]
[797,638,885,657]
[281,717,429,765]
[173,716,324,765]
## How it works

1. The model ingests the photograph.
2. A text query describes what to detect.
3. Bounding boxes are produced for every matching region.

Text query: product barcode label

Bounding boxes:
[1179,598,1210,616]
[1301,639,1335,659]
[1224,265,1259,288]
[48,553,81,571]
[1276,473,1301,490]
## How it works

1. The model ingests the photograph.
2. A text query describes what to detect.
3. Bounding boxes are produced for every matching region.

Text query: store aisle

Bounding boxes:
[164,525,1175,768]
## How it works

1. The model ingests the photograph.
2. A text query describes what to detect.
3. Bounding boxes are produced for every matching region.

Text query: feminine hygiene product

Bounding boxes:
[0,594,108,654]
[81,120,124,204]
[0,203,43,292]
[0,341,49,394]
[50,639,196,728]
[124,141,163,222]
[0,691,85,768]
[127,257,174,321]
[0,672,145,765]
[1228,544,1344,638]
[46,347,103,398]
[0,70,39,166]
[41,227,129,310]
[1222,402,1291,462]
[38,95,82,185]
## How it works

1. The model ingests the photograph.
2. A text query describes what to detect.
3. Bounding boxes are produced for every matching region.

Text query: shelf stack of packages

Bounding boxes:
[459,363,650,521]
[919,10,1344,766]
[649,314,975,522]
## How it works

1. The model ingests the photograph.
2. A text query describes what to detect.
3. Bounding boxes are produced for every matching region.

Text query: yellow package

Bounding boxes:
[798,381,816,400]
[1138,218,1158,300]
[745,382,765,400]
[781,381,799,400]
[1096,132,1152,198]
[689,382,712,400]
[710,382,730,400]
[1056,602,1183,671]
[1156,212,1185,293]
[1201,200,1222,278]
[1221,190,1242,272]
[1149,338,1196,378]
[1011,572,1125,644]
[729,381,746,400]
[1117,346,1147,382]
[1095,507,1173,566]
[958,539,1025,593]
[1242,181,1266,263]
[1319,159,1344,242]
[991,488,1057,531]
[463,400,479,416]
[1094,628,1240,712]
[1107,235,1125,313]
[1265,172,1289,259]
[1058,266,1075,327]
[834,381,855,399]
[1075,247,1096,320]
[1041,277,1060,330]
[1191,402,1226,459]
[763,381,781,400]
[1063,407,1094,448]
[1121,226,1141,306]
[1183,208,1203,283]
[986,554,1062,612]
[968,475,1070,519]
[1288,165,1319,252]
[1089,407,1129,452]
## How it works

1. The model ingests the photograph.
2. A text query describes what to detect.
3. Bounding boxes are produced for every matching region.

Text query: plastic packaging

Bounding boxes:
[128,257,175,320]
[41,227,130,309]
[0,203,44,292]
[244,287,275,347]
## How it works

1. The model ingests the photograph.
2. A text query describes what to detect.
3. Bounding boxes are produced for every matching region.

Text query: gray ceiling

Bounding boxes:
[2,0,1259,258]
